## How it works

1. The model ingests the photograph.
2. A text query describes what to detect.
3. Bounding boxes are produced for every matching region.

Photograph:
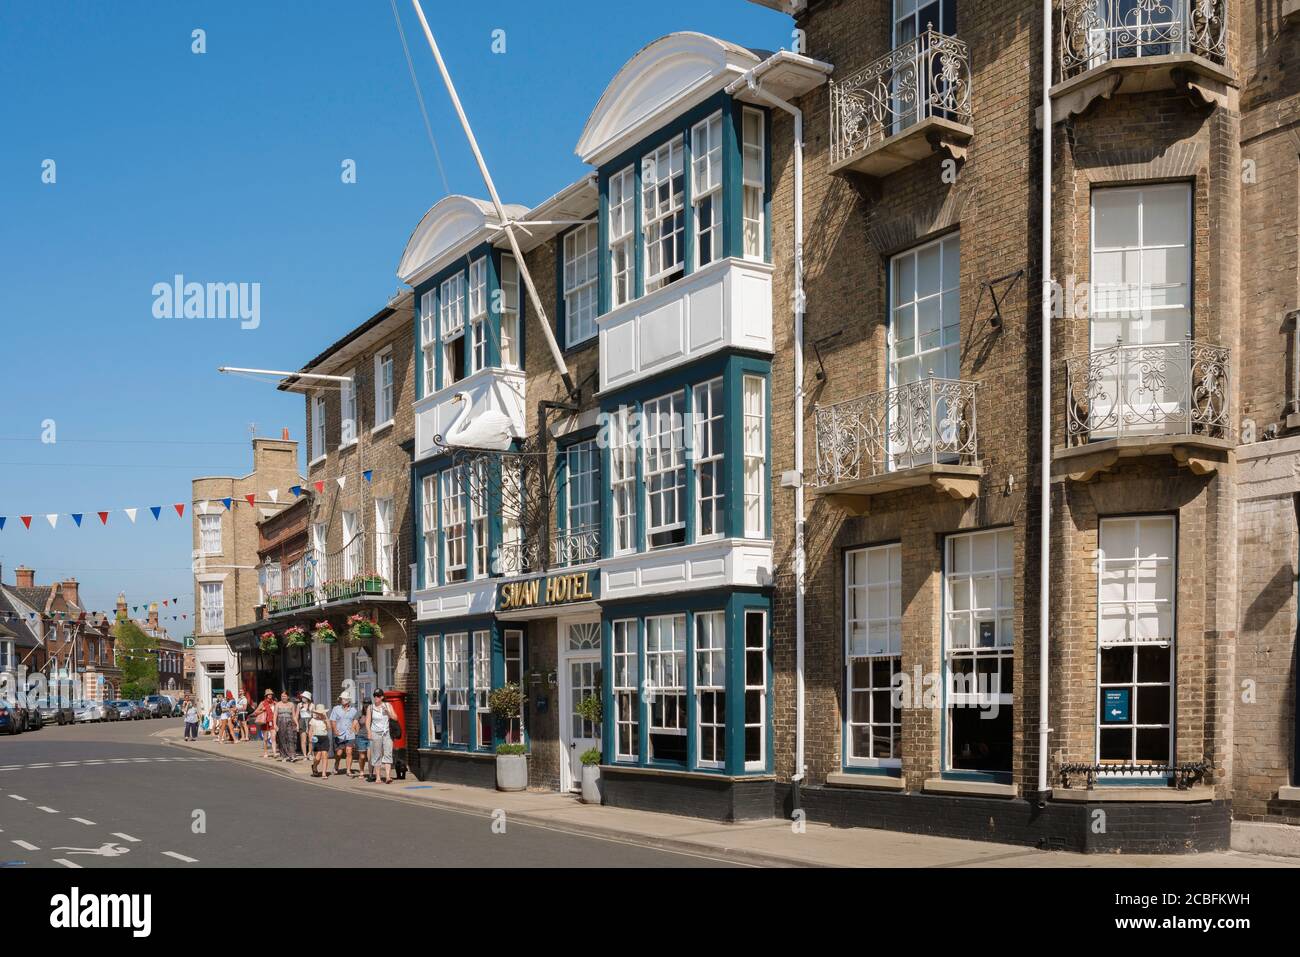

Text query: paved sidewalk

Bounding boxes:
[162,728,1297,868]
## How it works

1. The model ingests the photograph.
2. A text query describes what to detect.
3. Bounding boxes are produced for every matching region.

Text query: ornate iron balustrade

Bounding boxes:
[830,29,972,167]
[552,528,600,568]
[1060,0,1227,81]
[1064,337,1230,444]
[1059,761,1209,790]
[495,539,541,578]
[814,377,979,487]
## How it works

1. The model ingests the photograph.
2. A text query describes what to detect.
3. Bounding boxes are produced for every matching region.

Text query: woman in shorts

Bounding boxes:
[353,713,370,780]
[309,705,331,777]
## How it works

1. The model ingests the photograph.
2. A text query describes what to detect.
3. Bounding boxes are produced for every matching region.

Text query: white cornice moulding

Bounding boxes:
[576,33,762,167]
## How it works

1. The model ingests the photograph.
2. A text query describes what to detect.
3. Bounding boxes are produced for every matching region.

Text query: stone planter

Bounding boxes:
[496,754,528,792]
[580,764,602,804]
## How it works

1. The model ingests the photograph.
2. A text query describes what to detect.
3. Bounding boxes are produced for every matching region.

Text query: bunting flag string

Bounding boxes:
[2,461,405,532]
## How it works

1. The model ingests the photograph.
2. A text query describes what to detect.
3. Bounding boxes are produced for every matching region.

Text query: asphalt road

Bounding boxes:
[0,718,733,868]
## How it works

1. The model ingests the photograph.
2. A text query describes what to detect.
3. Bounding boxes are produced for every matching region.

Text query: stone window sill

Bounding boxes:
[826,772,905,792]
[922,778,1019,799]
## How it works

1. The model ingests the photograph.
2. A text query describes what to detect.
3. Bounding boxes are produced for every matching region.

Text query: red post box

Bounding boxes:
[382,689,408,748]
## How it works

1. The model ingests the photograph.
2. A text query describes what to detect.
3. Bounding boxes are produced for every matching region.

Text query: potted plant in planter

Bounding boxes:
[283,625,307,648]
[579,747,602,804]
[312,621,337,644]
[346,613,381,643]
[258,631,278,653]
[489,682,526,790]
[359,574,386,595]
[575,694,603,802]
[495,743,527,790]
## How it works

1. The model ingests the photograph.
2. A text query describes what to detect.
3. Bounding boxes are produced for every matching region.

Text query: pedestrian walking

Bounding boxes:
[365,689,398,784]
[274,690,298,762]
[309,705,331,777]
[235,689,250,741]
[329,691,359,777]
[182,695,199,740]
[296,691,313,760]
[253,689,276,757]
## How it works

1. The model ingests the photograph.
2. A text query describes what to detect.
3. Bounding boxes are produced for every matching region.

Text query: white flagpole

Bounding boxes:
[409,0,577,399]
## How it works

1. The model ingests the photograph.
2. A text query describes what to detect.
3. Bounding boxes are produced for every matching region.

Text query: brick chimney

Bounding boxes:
[282,427,290,440]
[14,566,34,588]
[61,577,79,606]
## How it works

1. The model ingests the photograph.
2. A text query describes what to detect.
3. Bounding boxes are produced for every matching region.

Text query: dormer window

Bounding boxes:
[642,135,685,293]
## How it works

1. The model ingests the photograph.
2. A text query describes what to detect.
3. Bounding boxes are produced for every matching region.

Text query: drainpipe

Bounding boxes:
[1038,0,1053,802]
[731,71,808,799]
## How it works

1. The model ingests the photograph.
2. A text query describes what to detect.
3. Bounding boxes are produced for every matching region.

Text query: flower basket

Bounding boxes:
[312,621,337,644]
[258,631,279,654]
[283,626,307,648]
[346,614,381,643]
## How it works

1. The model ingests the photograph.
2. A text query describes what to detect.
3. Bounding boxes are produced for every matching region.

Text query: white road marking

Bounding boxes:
[70,817,96,826]
[111,832,140,843]
[27,763,51,768]
[54,858,82,869]
[12,840,39,850]
[162,851,198,863]
[36,806,58,814]
[8,795,26,802]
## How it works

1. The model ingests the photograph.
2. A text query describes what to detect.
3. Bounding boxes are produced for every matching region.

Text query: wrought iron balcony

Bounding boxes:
[552,528,600,568]
[814,377,980,500]
[1059,0,1227,81]
[829,29,972,177]
[495,528,600,578]
[1064,337,1230,445]
[495,539,541,578]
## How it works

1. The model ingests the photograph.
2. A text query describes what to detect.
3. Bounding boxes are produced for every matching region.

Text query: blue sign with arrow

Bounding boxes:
[1103,689,1130,723]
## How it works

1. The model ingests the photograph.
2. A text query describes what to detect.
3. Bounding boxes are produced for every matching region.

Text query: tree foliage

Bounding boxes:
[114,619,158,699]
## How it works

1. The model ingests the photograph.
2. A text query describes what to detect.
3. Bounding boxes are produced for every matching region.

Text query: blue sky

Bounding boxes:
[0,1,791,620]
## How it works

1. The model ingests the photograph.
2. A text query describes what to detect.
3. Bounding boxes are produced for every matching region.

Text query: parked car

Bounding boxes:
[0,698,23,734]
[106,699,141,720]
[73,700,105,723]
[100,700,123,721]
[37,701,75,726]
[23,705,43,731]
[141,695,174,718]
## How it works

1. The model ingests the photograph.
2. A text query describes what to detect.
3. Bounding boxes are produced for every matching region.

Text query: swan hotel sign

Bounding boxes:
[498,570,598,612]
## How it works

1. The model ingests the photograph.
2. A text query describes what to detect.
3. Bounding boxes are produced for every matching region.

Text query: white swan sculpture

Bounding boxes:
[438,392,514,451]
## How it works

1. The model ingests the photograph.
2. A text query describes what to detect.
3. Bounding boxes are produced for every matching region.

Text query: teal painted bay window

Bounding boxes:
[415,244,523,402]
[599,354,772,556]
[597,93,770,316]
[420,620,527,752]
[601,590,771,776]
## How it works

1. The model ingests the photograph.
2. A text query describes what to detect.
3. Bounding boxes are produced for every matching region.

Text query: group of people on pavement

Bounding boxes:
[180,686,400,784]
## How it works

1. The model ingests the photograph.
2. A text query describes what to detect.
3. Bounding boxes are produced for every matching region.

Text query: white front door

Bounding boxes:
[558,621,602,792]
[311,643,331,706]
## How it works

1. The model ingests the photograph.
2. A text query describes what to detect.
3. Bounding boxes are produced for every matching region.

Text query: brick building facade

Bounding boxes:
[225,294,420,759]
